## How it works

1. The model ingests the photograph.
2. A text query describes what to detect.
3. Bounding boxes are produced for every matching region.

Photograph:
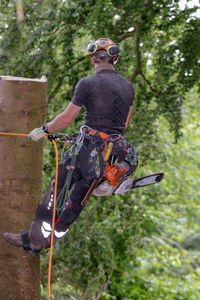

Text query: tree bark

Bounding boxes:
[0,76,47,299]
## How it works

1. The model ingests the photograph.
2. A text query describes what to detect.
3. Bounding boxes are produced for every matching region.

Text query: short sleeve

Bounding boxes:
[71,78,90,107]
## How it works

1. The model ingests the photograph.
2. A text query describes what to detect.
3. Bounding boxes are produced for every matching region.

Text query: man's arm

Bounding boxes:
[47,102,81,133]
[125,106,133,128]
[28,102,82,141]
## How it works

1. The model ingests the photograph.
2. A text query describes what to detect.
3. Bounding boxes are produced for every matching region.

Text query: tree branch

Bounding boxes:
[96,280,110,300]
[47,55,87,104]
[141,73,160,97]
[124,20,160,96]
[119,30,135,42]
[47,77,64,104]
[129,24,142,83]
[80,270,109,300]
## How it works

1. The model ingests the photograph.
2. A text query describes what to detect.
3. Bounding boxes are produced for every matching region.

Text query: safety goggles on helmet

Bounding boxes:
[87,38,120,57]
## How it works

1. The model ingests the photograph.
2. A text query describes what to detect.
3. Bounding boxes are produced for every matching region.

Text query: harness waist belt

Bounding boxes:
[88,128,109,140]
[80,125,121,141]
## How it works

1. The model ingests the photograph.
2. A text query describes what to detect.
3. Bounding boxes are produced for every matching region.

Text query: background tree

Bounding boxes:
[0,0,200,299]
[0,76,47,299]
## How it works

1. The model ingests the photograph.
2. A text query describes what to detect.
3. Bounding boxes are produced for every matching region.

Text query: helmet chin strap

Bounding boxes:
[113,56,118,64]
[90,54,95,65]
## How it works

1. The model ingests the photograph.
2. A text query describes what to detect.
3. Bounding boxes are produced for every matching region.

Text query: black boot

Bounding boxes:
[4,233,23,247]
[3,231,42,256]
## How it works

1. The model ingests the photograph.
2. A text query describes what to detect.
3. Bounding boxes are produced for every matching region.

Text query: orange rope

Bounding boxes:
[0,132,58,300]
[48,139,58,300]
[0,132,28,137]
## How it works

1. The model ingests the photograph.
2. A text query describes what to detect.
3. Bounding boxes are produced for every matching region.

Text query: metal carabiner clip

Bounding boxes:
[80,125,90,134]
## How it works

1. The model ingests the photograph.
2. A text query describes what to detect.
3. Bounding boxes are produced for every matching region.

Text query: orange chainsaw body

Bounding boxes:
[103,163,129,187]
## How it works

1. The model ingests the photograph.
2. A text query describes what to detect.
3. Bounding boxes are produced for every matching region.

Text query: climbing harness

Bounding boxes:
[77,126,139,199]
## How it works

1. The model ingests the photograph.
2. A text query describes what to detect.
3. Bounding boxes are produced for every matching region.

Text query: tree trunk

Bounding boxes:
[0,76,47,299]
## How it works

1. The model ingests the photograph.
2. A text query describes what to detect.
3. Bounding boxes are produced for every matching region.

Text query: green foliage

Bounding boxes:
[1,0,200,145]
[1,1,200,299]
[41,89,200,299]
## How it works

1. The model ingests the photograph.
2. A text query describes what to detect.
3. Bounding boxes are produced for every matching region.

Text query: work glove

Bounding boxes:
[28,127,46,142]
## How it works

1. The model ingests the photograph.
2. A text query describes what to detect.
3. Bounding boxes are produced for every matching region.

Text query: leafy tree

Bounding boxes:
[1,0,199,146]
[1,1,200,299]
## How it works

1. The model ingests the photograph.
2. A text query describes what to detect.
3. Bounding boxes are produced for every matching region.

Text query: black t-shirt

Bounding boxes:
[71,70,134,135]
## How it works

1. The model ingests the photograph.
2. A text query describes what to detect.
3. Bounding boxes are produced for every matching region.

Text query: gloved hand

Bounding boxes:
[28,127,46,142]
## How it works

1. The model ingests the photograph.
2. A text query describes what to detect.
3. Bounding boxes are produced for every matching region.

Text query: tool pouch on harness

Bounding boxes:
[93,141,138,196]
[78,135,105,181]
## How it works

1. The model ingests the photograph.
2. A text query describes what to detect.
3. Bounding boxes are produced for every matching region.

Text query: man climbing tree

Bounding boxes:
[4,38,134,255]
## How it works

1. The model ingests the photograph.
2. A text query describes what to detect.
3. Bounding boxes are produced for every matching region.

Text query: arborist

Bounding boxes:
[4,38,134,256]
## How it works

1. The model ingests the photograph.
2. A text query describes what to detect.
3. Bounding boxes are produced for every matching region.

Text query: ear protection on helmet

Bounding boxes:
[107,45,120,57]
[87,42,120,57]
[87,43,98,54]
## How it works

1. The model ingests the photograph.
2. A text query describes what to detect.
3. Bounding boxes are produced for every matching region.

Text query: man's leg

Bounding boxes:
[4,150,77,254]
[19,177,92,251]
[52,178,92,241]
[28,150,82,249]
